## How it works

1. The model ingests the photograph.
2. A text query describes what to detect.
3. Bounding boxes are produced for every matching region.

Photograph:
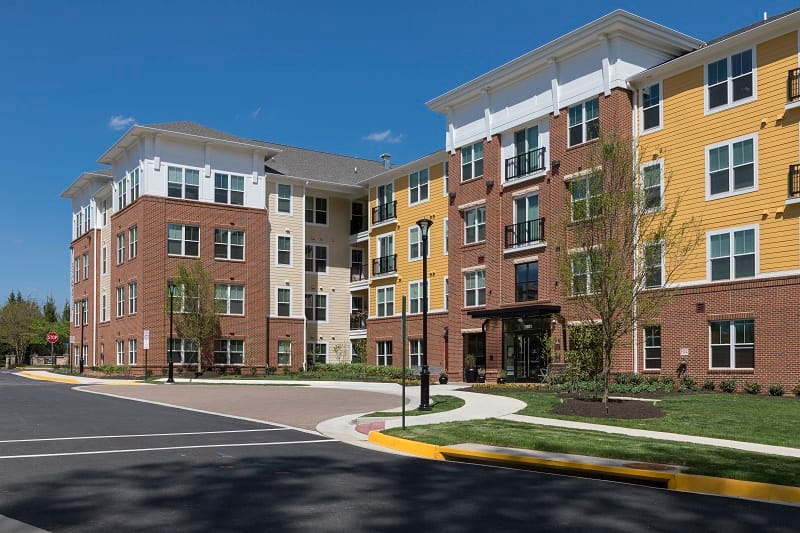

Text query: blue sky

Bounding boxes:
[1,0,796,308]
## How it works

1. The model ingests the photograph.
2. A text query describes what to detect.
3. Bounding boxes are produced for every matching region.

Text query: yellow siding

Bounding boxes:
[642,31,800,282]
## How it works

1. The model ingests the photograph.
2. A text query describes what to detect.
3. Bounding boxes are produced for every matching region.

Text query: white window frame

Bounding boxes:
[277,340,292,366]
[305,195,329,225]
[408,280,429,314]
[376,340,393,366]
[568,98,599,147]
[443,161,449,196]
[464,270,486,307]
[130,168,140,202]
[461,141,484,181]
[706,225,758,282]
[376,285,395,317]
[276,183,292,214]
[128,226,138,259]
[214,173,245,205]
[408,226,429,261]
[73,257,80,284]
[570,173,602,222]
[641,160,664,212]
[81,299,88,325]
[443,276,449,310]
[117,233,125,264]
[116,286,125,317]
[82,253,89,280]
[640,82,663,134]
[101,292,107,322]
[167,166,200,200]
[643,241,664,289]
[128,282,138,314]
[101,246,107,274]
[214,339,245,365]
[214,228,245,261]
[277,235,292,266]
[464,207,486,244]
[643,325,661,370]
[304,292,328,322]
[705,134,758,200]
[571,249,599,295]
[277,287,291,317]
[215,284,245,315]
[704,48,756,114]
[128,338,137,365]
[409,339,422,367]
[167,224,200,257]
[443,218,448,255]
[408,168,429,205]
[305,244,328,273]
[170,338,199,365]
[116,340,124,365]
[307,342,328,365]
[709,320,754,369]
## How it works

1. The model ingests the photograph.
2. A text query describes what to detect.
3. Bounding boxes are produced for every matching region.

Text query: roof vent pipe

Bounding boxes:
[380,153,391,169]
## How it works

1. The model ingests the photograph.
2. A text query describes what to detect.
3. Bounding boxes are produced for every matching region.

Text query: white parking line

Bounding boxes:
[0,439,337,459]
[0,428,290,444]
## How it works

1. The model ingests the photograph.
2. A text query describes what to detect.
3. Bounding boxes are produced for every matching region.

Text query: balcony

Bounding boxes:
[350,264,368,282]
[505,218,545,249]
[505,147,546,182]
[789,164,800,199]
[350,215,368,235]
[372,201,397,224]
[788,69,800,103]
[372,254,397,276]
[350,312,367,330]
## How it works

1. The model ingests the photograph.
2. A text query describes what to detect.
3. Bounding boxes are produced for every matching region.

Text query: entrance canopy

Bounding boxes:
[468,304,561,320]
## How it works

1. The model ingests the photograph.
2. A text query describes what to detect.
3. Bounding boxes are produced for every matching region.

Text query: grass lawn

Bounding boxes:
[363,395,465,417]
[480,389,800,448]
[384,419,800,486]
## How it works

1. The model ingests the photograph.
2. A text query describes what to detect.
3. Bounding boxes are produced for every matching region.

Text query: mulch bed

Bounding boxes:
[551,397,666,419]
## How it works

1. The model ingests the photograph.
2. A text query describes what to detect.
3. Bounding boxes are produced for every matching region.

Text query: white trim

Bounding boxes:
[304,194,330,227]
[704,133,758,201]
[457,198,486,211]
[275,286,292,318]
[276,234,292,267]
[443,218,448,256]
[705,224,759,283]
[304,243,329,274]
[275,182,293,215]
[639,81,664,135]
[562,167,601,182]
[304,291,329,324]
[703,47,758,116]
[408,167,430,207]
[641,158,664,212]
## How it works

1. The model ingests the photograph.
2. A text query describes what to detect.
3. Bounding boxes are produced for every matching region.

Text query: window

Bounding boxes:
[215,284,244,315]
[376,340,393,366]
[277,287,291,317]
[642,161,663,211]
[75,211,82,237]
[82,253,89,280]
[305,293,327,321]
[568,98,599,147]
[118,178,128,210]
[170,339,199,364]
[707,50,753,111]
[81,299,88,325]
[409,226,423,260]
[444,277,449,310]
[214,229,244,260]
[443,218,448,255]
[409,339,422,367]
[116,286,125,317]
[117,233,125,264]
[305,196,328,224]
[167,224,200,256]
[409,168,429,204]
[507,125,543,180]
[375,234,395,275]
[641,83,661,131]
[710,320,754,368]
[214,173,245,205]
[464,207,485,244]
[461,142,484,181]
[707,136,756,198]
[277,340,291,366]
[214,339,244,365]
[116,340,124,365]
[101,293,107,322]
[644,242,664,288]
[709,227,755,281]
[644,325,661,370]
[175,283,200,314]
[73,258,80,284]
[130,168,140,202]
[168,166,200,200]
[409,280,428,314]
[277,236,291,266]
[571,250,599,295]
[443,161,449,196]
[128,282,138,314]
[376,286,394,317]
[102,199,108,226]
[277,183,292,213]
[305,245,328,273]
[512,194,540,245]
[102,246,107,274]
[128,338,137,365]
[570,174,602,221]
[515,262,539,302]
[84,205,91,234]
[73,302,79,326]
[306,342,327,365]
[464,270,486,307]
[375,184,395,223]
[129,226,138,259]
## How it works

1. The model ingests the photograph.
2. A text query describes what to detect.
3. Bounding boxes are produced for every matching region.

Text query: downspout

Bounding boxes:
[92,221,98,366]
[302,181,308,371]
[630,82,640,375]
[264,167,271,371]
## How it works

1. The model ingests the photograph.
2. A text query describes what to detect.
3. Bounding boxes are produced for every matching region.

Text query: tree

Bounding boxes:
[0,295,41,361]
[556,130,701,407]
[171,260,220,371]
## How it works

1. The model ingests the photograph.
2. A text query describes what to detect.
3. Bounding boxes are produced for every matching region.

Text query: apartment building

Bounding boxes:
[360,151,450,370]
[62,122,386,374]
[626,9,800,388]
[427,11,703,382]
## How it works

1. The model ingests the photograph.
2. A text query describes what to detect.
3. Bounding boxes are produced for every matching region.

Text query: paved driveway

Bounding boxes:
[84,383,405,430]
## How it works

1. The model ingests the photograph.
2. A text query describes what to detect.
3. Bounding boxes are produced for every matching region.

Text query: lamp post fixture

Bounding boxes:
[417,218,433,411]
[167,281,176,384]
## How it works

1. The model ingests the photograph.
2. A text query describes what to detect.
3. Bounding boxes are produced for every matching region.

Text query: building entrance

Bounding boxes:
[503,318,549,382]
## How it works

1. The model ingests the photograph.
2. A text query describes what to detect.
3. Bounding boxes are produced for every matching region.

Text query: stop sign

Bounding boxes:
[47,332,59,344]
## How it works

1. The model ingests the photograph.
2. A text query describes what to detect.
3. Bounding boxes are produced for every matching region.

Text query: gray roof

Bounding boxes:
[264,142,388,186]
[138,121,283,152]
[706,8,800,45]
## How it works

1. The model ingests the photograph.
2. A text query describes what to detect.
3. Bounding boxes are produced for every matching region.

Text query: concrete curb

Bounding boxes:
[368,432,800,505]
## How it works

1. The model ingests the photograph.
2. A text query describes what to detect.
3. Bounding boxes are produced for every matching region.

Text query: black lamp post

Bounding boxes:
[417,218,433,411]
[79,300,85,374]
[167,281,176,384]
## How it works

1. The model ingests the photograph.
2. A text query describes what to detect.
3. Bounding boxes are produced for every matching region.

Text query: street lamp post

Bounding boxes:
[417,218,433,411]
[167,281,176,384]
[79,300,85,374]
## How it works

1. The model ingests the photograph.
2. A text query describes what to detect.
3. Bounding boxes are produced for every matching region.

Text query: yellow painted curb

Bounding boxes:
[17,371,81,384]
[369,432,800,504]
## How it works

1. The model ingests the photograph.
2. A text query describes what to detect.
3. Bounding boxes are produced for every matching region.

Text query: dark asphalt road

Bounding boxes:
[1,372,798,532]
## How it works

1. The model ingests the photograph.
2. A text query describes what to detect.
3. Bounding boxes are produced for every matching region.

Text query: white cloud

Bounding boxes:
[108,115,137,131]
[362,129,403,143]
[250,106,262,118]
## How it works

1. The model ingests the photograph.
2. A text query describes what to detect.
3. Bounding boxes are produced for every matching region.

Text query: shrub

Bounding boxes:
[660,376,675,393]
[768,384,784,397]
[680,376,697,392]
[719,379,736,393]
[743,381,761,395]
[703,380,716,391]
[614,372,644,386]
[794,383,800,397]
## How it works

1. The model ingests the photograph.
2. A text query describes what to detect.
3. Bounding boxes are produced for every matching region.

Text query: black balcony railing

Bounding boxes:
[505,147,546,182]
[350,215,368,235]
[372,254,397,276]
[788,69,800,103]
[372,201,397,224]
[790,164,800,198]
[505,217,545,248]
[350,264,368,282]
[350,312,367,330]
